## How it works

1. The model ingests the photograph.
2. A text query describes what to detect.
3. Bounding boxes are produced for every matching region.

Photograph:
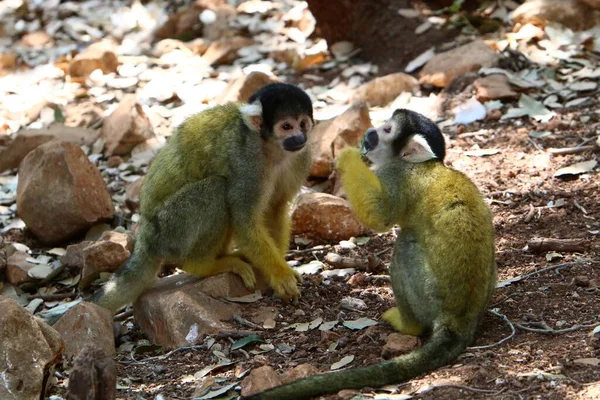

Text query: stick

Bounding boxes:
[469,310,515,350]
[548,144,598,155]
[27,292,77,302]
[527,237,590,253]
[515,322,600,335]
[496,261,587,288]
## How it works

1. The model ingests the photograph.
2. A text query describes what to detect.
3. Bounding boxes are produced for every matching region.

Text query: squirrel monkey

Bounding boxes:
[91,83,314,313]
[244,109,497,400]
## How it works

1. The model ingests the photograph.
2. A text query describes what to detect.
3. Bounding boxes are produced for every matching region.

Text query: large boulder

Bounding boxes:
[16,140,114,245]
[0,296,64,400]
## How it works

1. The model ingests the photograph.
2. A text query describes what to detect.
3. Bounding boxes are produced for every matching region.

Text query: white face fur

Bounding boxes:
[363,119,438,167]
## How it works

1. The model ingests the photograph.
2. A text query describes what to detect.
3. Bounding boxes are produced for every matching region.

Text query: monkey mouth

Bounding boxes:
[282,135,307,152]
[361,129,379,154]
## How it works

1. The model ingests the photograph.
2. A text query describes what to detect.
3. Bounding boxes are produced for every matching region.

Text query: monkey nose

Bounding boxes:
[364,129,378,150]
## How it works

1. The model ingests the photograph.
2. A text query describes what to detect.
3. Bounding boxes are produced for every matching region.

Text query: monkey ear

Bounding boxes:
[240,101,263,132]
[401,134,437,163]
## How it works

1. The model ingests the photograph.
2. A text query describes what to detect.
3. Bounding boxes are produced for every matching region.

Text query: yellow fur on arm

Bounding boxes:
[336,148,392,232]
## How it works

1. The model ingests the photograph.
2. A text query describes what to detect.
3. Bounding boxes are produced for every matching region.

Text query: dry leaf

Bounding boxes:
[330,355,354,370]
[554,160,597,177]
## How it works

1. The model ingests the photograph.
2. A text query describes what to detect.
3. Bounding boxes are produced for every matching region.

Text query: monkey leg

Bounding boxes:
[183,254,257,290]
[381,307,424,336]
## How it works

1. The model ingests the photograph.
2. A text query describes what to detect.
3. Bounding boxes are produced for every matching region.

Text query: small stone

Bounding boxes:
[281,364,318,384]
[19,31,52,48]
[61,237,132,287]
[53,302,116,359]
[102,94,155,156]
[194,272,263,298]
[202,36,255,65]
[125,177,144,212]
[291,193,369,242]
[16,140,114,245]
[347,272,366,287]
[382,332,419,358]
[216,71,280,104]
[487,108,502,121]
[241,365,282,397]
[351,73,419,107]
[474,74,517,102]
[309,101,372,178]
[5,251,36,285]
[0,125,100,173]
[574,275,590,287]
[106,156,123,168]
[0,296,64,400]
[154,5,203,41]
[419,40,500,88]
[132,274,241,349]
[337,389,361,400]
[69,40,119,78]
[0,52,17,75]
[66,345,117,400]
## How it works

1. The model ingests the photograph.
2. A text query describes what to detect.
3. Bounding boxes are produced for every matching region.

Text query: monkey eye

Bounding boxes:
[282,123,293,131]
[384,126,391,134]
[300,121,306,130]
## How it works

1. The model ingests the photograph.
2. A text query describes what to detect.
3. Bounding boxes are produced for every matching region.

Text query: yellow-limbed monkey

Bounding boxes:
[91,83,314,313]
[244,109,497,400]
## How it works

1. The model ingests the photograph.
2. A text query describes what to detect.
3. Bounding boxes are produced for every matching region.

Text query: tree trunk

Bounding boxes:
[305,0,483,73]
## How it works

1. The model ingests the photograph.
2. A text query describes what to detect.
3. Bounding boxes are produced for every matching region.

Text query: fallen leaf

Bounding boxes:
[330,355,354,370]
[295,260,324,275]
[546,252,563,262]
[321,268,355,278]
[231,334,265,350]
[319,320,338,331]
[569,81,597,91]
[27,265,54,279]
[343,317,378,330]
[404,47,435,73]
[454,97,487,125]
[574,358,600,367]
[224,290,263,303]
[529,131,552,138]
[195,382,238,399]
[554,160,597,177]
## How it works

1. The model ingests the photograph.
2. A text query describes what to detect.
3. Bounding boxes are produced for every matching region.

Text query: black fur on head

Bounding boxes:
[390,109,446,161]
[248,83,313,139]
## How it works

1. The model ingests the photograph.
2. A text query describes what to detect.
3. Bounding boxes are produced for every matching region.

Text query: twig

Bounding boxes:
[114,309,134,322]
[215,329,260,339]
[285,245,332,259]
[515,322,600,335]
[469,309,515,350]
[233,315,262,330]
[419,383,505,395]
[139,345,208,362]
[27,292,77,302]
[548,144,599,155]
[527,237,590,253]
[496,261,588,288]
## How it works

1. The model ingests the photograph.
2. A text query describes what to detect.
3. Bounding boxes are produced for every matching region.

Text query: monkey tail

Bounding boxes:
[89,245,162,314]
[243,325,467,400]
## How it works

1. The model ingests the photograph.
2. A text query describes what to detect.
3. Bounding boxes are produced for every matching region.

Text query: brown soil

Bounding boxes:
[44,94,600,399]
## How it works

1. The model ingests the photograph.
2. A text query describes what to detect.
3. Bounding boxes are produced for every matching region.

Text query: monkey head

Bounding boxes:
[243,83,314,152]
[361,108,446,166]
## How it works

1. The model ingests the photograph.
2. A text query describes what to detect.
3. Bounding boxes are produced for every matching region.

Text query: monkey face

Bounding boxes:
[361,109,446,166]
[275,115,313,152]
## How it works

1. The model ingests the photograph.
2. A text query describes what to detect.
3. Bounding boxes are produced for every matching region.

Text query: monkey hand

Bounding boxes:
[266,263,302,302]
[336,147,362,172]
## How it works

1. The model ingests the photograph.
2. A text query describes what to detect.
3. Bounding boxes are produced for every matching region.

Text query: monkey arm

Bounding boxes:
[336,148,394,232]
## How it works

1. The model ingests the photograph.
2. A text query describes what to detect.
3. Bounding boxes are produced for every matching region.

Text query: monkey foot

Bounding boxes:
[231,262,257,290]
[381,307,424,336]
[267,266,302,302]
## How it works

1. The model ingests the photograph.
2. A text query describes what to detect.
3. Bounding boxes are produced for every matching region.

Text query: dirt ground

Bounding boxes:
[45,93,600,399]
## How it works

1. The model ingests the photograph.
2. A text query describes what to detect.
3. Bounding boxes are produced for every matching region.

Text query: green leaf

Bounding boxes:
[231,334,264,350]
